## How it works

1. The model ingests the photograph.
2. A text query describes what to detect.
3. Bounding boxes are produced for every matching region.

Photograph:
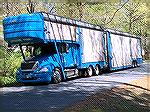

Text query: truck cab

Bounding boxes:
[3,12,80,83]
[16,42,80,83]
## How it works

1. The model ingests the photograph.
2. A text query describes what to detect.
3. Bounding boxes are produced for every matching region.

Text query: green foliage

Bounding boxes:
[0,46,22,86]
[0,76,16,86]
[0,35,22,86]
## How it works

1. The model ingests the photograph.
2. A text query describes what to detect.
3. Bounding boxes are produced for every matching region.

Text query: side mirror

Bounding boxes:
[8,43,12,47]
[66,44,69,53]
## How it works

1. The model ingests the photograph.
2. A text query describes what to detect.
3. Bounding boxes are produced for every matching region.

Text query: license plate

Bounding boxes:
[26,74,31,78]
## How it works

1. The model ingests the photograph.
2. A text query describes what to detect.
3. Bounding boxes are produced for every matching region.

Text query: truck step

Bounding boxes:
[64,68,78,78]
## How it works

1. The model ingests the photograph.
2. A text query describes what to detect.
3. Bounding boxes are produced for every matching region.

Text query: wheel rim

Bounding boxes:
[75,69,79,76]
[87,66,93,76]
[53,69,61,83]
[132,61,135,67]
[95,65,100,75]
[95,65,102,75]
[135,61,138,67]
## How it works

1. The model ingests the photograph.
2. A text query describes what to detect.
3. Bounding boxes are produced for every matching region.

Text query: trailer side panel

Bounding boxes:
[80,28,106,68]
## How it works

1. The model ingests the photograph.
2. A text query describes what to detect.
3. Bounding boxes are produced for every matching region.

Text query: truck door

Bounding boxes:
[59,43,79,68]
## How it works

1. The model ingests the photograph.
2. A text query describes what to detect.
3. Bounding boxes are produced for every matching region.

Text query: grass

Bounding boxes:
[79,108,104,112]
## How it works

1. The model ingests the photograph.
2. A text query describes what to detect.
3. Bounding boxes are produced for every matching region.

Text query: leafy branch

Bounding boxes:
[105,0,129,25]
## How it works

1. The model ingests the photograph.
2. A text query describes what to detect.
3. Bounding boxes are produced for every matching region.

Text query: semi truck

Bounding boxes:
[3,12,143,83]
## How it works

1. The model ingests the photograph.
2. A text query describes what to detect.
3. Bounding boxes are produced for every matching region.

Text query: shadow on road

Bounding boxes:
[64,87,150,112]
[1,78,150,112]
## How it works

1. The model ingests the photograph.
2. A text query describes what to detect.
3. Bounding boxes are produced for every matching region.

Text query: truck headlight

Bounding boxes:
[39,67,49,72]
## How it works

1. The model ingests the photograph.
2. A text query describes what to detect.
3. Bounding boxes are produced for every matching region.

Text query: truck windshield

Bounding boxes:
[21,43,57,58]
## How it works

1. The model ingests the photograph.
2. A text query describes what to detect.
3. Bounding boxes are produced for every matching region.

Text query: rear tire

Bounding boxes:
[132,61,135,68]
[78,70,85,77]
[95,64,102,75]
[135,61,138,67]
[132,61,137,68]
[86,66,94,77]
[52,68,62,84]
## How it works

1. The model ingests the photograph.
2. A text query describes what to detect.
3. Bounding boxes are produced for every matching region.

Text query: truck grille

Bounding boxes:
[21,61,38,70]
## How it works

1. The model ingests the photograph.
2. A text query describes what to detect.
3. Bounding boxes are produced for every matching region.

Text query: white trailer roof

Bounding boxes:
[42,12,104,31]
[106,28,141,39]
[41,12,141,39]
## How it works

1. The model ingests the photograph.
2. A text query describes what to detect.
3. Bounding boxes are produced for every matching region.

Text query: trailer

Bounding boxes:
[105,29,143,70]
[3,12,142,84]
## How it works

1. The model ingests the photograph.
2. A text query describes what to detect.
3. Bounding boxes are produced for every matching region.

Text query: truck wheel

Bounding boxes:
[135,61,138,67]
[75,69,79,77]
[86,66,94,77]
[52,68,62,84]
[132,61,136,68]
[95,64,102,75]
[78,70,84,77]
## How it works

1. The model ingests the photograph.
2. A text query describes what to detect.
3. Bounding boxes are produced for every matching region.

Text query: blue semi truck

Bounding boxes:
[3,12,143,83]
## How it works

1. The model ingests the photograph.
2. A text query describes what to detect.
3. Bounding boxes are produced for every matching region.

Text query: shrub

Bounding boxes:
[0,46,22,85]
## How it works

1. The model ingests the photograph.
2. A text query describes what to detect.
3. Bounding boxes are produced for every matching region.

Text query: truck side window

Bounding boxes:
[66,44,69,53]
[58,43,68,54]
[34,46,42,56]
[41,44,56,55]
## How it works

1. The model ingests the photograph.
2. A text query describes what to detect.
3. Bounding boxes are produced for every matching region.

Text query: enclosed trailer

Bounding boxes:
[106,29,142,70]
[3,12,142,84]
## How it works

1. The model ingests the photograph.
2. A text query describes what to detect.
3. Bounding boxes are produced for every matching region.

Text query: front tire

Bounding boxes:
[52,68,62,84]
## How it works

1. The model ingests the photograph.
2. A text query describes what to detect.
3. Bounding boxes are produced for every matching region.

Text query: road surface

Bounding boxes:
[0,63,149,112]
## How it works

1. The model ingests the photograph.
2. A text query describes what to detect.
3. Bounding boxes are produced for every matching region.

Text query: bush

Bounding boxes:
[0,76,16,86]
[0,46,22,86]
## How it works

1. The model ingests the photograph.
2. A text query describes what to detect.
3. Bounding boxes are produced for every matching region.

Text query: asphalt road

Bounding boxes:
[0,63,150,112]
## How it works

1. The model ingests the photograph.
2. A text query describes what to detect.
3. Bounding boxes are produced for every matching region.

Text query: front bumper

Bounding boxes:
[16,72,51,83]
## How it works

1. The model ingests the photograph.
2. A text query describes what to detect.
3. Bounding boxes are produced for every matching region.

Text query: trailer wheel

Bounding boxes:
[86,66,94,77]
[95,64,102,75]
[132,61,137,68]
[132,61,134,67]
[52,68,62,84]
[78,70,85,77]
[136,61,140,67]
[135,61,138,67]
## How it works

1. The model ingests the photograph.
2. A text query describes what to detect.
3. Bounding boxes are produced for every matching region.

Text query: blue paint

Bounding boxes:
[110,65,132,71]
[136,58,143,64]
[76,27,82,68]
[16,53,62,83]
[81,61,106,69]
[106,31,112,69]
[3,13,44,45]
